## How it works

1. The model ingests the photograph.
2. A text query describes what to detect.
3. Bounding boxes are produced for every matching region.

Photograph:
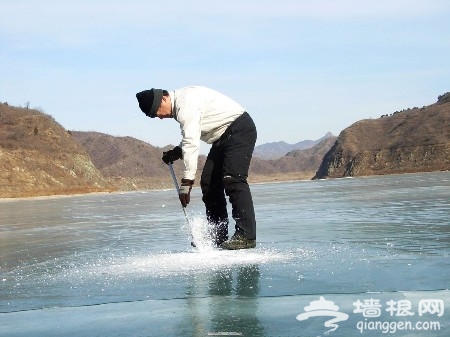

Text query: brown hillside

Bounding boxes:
[72,130,326,190]
[314,93,450,179]
[0,104,113,198]
[4,91,446,198]
[71,131,207,190]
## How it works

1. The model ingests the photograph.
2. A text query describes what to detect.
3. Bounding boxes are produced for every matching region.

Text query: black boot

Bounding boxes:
[219,231,256,250]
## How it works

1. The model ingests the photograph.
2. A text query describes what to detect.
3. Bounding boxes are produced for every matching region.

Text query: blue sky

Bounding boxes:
[1,0,449,150]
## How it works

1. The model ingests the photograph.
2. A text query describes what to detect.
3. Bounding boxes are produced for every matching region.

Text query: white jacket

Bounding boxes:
[169,86,246,180]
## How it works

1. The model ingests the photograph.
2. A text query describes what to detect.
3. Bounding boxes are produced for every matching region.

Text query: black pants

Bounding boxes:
[200,112,257,242]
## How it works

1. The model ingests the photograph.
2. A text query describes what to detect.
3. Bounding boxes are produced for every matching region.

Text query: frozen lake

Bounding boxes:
[1,172,449,336]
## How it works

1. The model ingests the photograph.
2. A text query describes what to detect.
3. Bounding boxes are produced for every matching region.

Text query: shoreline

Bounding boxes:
[0,173,315,202]
[1,170,447,202]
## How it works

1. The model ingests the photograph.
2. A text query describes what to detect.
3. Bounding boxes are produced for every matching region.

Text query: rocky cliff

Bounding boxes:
[313,93,450,179]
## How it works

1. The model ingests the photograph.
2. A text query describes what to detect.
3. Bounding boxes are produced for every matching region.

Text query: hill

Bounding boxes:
[0,103,113,198]
[3,91,448,198]
[253,132,334,159]
[72,131,328,188]
[248,136,336,177]
[71,131,206,190]
[0,99,327,199]
[285,136,338,171]
[313,93,450,179]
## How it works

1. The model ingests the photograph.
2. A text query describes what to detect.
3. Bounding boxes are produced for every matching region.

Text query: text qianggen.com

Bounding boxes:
[356,319,441,334]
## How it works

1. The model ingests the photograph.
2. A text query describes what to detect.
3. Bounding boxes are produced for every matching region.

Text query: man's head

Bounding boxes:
[136,89,163,118]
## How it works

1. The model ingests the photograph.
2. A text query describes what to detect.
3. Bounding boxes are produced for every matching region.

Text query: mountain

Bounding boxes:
[285,136,338,171]
[71,131,206,190]
[2,92,448,198]
[72,131,324,188]
[254,132,335,159]
[248,136,337,181]
[0,103,113,198]
[313,93,450,179]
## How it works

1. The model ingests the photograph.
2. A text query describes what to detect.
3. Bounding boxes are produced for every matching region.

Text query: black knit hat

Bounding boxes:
[136,89,163,118]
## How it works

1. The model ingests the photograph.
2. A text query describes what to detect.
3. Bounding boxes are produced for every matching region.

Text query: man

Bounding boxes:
[136,86,257,250]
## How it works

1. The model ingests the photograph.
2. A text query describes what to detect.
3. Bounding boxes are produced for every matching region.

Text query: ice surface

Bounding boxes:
[1,172,449,336]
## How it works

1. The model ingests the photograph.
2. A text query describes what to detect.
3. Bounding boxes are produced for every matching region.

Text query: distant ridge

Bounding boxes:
[249,136,335,174]
[254,132,335,159]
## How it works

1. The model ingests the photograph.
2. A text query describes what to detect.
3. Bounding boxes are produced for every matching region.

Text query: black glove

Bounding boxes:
[179,179,194,207]
[162,146,182,164]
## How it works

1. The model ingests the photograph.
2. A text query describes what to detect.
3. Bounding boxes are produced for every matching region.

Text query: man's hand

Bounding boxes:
[179,179,194,207]
[162,146,182,164]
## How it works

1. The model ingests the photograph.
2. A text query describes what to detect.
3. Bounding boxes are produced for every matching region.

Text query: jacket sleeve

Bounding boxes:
[177,104,202,181]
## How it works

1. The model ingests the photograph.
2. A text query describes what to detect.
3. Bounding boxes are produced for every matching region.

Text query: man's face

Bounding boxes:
[155,95,172,119]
